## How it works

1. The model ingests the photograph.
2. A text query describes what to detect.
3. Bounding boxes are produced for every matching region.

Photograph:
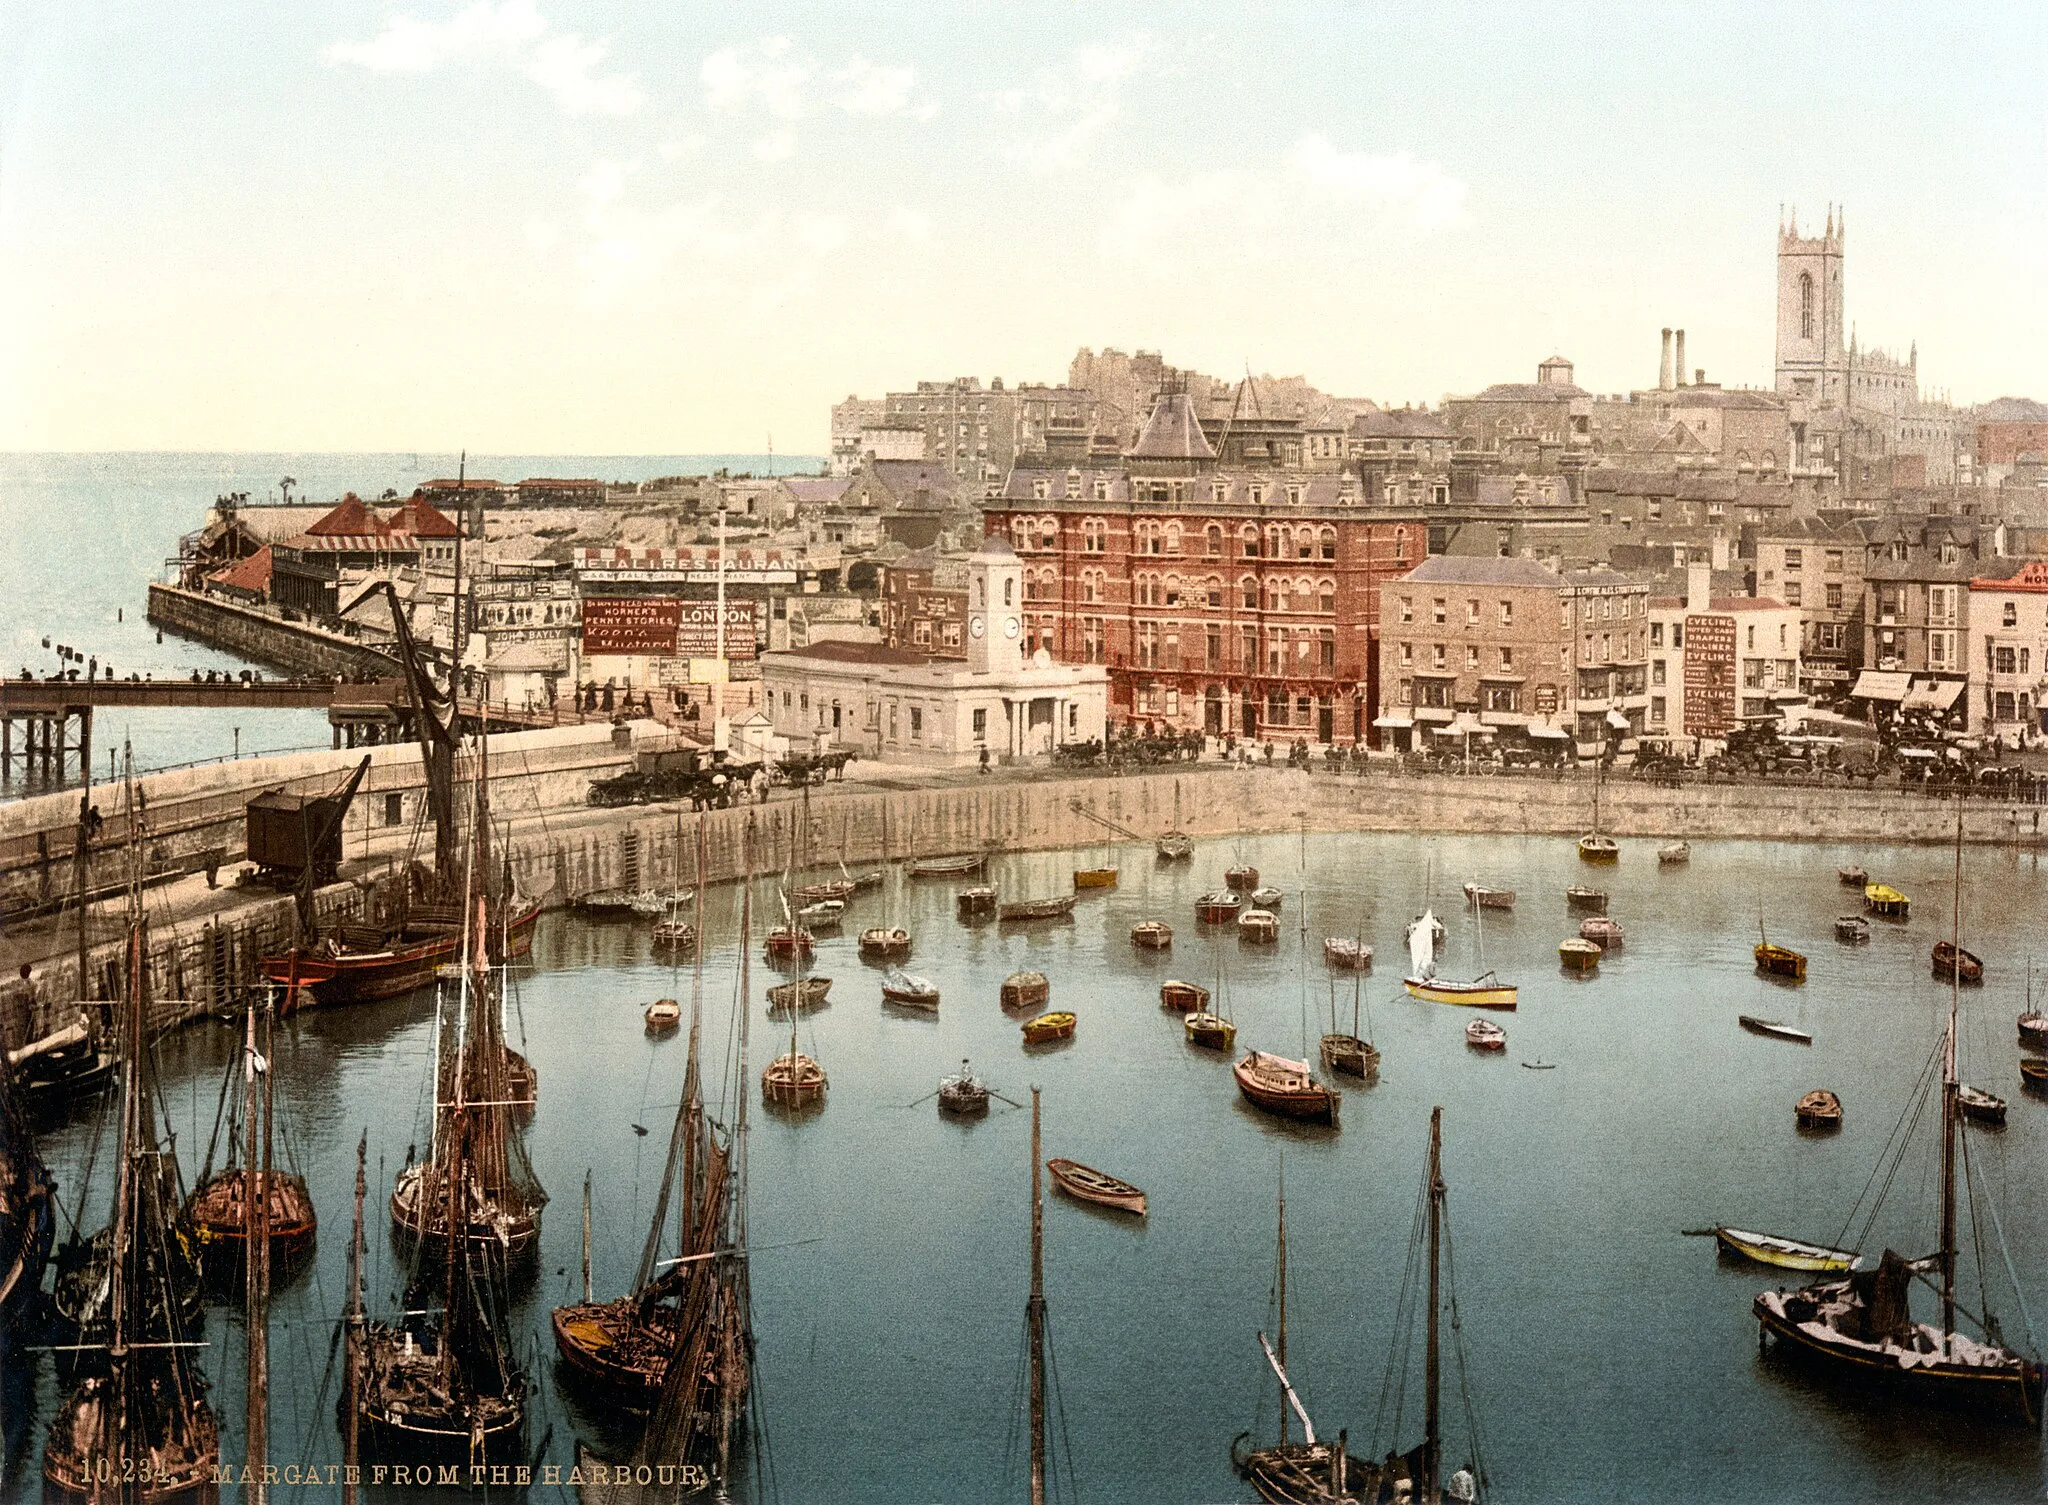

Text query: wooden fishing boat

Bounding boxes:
[847,868,886,893]
[1000,970,1050,1011]
[956,885,998,919]
[1238,908,1280,944]
[1161,980,1210,1012]
[763,925,814,965]
[264,900,540,1010]
[0,1067,54,1334]
[1932,940,1983,985]
[1319,1032,1378,1078]
[1565,885,1608,912]
[4,1012,117,1107]
[761,1050,827,1106]
[1248,886,1284,911]
[1072,865,1120,890]
[651,917,698,951]
[789,878,855,905]
[1407,974,1518,1009]
[1755,941,1807,980]
[2019,1011,2048,1050]
[881,969,939,1009]
[1959,1084,2007,1126]
[1195,889,1244,923]
[1659,841,1691,865]
[795,898,845,930]
[1838,864,1869,887]
[1186,1012,1237,1051]
[1864,882,1910,918]
[1046,1157,1146,1215]
[1225,864,1259,891]
[1021,1011,1076,1044]
[1579,915,1624,948]
[1559,937,1601,972]
[2023,1058,2048,1092]
[1577,833,1619,863]
[644,997,681,1033]
[1465,1017,1507,1051]
[1232,1051,1338,1125]
[186,1163,318,1283]
[1740,1015,1812,1045]
[1155,831,1194,862]
[1835,914,1870,944]
[1714,1227,1858,1273]
[767,976,832,1015]
[908,851,988,878]
[1321,937,1372,970]
[858,925,912,961]
[574,887,661,920]
[1463,881,1515,909]
[1795,1089,1843,1129]
[938,1060,990,1117]
[1131,920,1174,950]
[998,894,1076,922]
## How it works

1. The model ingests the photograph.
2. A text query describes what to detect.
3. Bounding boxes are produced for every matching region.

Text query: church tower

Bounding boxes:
[1775,205,1846,405]
[965,534,1024,675]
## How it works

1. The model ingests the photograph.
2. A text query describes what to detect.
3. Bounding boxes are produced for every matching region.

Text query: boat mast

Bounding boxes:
[343,1133,365,1505]
[581,1170,593,1303]
[243,995,270,1505]
[1426,1105,1444,1503]
[1276,1160,1288,1446]
[1028,1086,1046,1505]
[1940,808,1962,1353]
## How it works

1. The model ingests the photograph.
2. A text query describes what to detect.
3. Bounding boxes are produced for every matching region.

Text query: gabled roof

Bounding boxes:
[388,494,462,539]
[1352,408,1451,440]
[306,494,384,537]
[780,477,853,504]
[1128,392,1217,461]
[1396,556,1563,588]
[1467,382,1585,403]
[208,545,273,595]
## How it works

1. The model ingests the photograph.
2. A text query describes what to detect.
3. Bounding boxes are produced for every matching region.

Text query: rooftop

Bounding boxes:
[1396,556,1562,588]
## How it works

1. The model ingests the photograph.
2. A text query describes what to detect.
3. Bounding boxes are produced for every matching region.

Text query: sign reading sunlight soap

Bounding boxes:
[582,598,682,656]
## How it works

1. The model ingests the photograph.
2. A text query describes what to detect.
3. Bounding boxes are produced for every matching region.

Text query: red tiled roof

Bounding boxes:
[388,494,461,539]
[306,494,385,538]
[208,545,273,594]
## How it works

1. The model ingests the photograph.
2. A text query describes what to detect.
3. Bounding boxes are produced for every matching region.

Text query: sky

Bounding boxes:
[1,2,2044,453]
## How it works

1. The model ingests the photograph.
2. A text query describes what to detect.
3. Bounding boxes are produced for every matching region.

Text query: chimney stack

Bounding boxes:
[1695,368,1706,387]
[1686,560,1712,614]
[1674,330,1687,387]
[1660,329,1673,391]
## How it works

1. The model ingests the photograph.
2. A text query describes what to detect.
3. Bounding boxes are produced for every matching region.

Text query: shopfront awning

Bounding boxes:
[1528,724,1569,739]
[1605,709,1631,731]
[1900,679,1965,712]
[1850,670,1912,702]
[1372,715,1415,729]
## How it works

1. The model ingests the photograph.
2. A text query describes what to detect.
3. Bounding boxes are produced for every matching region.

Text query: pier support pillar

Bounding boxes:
[2,715,10,779]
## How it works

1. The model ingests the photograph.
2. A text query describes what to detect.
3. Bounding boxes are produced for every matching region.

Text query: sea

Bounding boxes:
[0,452,812,796]
[9,829,2048,1504]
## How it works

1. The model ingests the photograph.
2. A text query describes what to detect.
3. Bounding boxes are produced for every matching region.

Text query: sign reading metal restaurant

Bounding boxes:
[1683,613,1737,736]
[576,545,798,585]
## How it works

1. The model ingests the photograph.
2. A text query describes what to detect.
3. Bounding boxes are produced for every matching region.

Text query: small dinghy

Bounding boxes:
[1713,1226,1858,1273]
[764,926,814,966]
[767,976,832,1015]
[644,997,681,1034]
[1195,890,1244,924]
[789,878,855,906]
[859,926,913,961]
[2023,1058,2048,1093]
[796,898,845,930]
[999,895,1077,923]
[1248,886,1284,911]
[1521,1060,1556,1071]
[1224,864,1259,892]
[1658,841,1691,865]
[1237,909,1279,944]
[1931,940,1984,985]
[1578,916,1624,949]
[1834,915,1869,944]
[937,1059,990,1117]
[1958,1084,2008,1126]
[1740,1015,1812,1045]
[2019,1011,2048,1050]
[1186,1010,1237,1051]
[1160,980,1209,1013]
[651,918,697,952]
[1559,938,1601,973]
[1462,882,1515,910]
[761,1050,827,1107]
[1155,831,1194,862]
[1754,938,1807,980]
[1322,937,1372,970]
[1046,1157,1146,1216]
[1565,885,1608,912]
[1837,865,1869,887]
[1577,833,1619,863]
[1464,1018,1507,1052]
[1795,1089,1843,1130]
[881,969,939,1010]
[1000,970,1049,1011]
[1320,1033,1378,1078]
[1072,866,1119,891]
[1021,1010,1076,1045]
[1864,882,1910,918]
[909,852,988,878]
[1130,921,1173,950]
[956,885,999,919]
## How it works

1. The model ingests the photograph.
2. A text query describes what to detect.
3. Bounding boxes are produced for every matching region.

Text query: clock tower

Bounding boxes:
[965,534,1024,675]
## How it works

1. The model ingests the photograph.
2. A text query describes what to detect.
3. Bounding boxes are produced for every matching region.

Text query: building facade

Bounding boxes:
[1645,566,1804,747]
[880,549,969,658]
[1967,561,2048,742]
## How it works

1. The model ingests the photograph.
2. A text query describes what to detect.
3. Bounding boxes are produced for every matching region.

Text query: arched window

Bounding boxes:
[1164,523,1183,554]
[1011,517,1031,551]
[1240,576,1259,610]
[1039,517,1059,549]
[1319,526,1337,561]
[1799,272,1814,340]
[1394,527,1409,562]
[1241,525,1260,559]
[1294,578,1314,611]
[1267,579,1287,613]
[1266,525,1285,558]
[1205,525,1223,557]
[1296,527,1315,560]
[1319,578,1337,614]
[1083,518,1106,553]
[1206,575,1224,607]
[1003,577,1014,606]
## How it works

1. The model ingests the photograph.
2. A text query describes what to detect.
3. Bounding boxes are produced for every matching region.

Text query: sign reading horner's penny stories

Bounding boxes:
[581,598,682,656]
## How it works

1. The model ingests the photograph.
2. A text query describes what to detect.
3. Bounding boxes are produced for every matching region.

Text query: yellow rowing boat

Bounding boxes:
[1714,1226,1857,1273]
[1404,974,1518,1010]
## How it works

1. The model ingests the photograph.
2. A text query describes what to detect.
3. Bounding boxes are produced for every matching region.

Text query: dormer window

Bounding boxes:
[1032,479,1049,500]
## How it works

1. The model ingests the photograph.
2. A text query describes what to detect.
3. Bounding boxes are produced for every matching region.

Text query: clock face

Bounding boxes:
[970,617,986,639]
[1003,617,1021,639]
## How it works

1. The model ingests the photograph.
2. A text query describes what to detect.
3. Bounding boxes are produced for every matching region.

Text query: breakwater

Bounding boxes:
[145,582,400,678]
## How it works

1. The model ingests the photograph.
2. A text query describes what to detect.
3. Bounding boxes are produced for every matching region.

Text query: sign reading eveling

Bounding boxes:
[1684,613,1736,735]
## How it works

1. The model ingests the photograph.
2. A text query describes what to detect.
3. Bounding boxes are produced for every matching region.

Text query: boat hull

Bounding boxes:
[1232,1056,1338,1125]
[551,1299,673,1409]
[1320,1034,1378,1078]
[1404,977,1517,1010]
[1185,1014,1236,1051]
[1072,867,1119,890]
[1754,1295,2045,1421]
[265,903,539,1010]
[1714,1227,1856,1272]
[1021,1012,1075,1044]
[1046,1158,1146,1215]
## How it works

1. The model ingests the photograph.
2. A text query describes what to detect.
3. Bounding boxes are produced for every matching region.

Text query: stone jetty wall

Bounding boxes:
[146,583,400,678]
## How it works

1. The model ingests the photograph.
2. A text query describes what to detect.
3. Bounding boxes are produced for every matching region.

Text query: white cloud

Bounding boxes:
[1102,136,1470,260]
[999,32,1160,177]
[831,56,922,118]
[327,1,642,117]
[702,37,812,120]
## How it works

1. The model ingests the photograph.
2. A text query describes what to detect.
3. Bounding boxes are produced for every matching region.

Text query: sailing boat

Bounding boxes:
[1156,781,1194,862]
[186,990,317,1285]
[1406,884,1517,1009]
[1320,931,1380,1079]
[1026,1088,1052,1505]
[1753,810,2045,1420]
[0,1028,54,1335]
[1186,929,1237,1052]
[1578,755,1618,862]
[1073,822,1119,890]
[43,758,220,1503]
[1231,1165,1363,1502]
[762,827,828,1108]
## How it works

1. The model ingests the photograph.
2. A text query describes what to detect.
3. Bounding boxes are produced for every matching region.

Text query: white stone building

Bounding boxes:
[1967,560,2048,744]
[1645,564,1804,750]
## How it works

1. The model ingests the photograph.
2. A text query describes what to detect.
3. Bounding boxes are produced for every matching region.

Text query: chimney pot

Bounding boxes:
[1695,368,1706,386]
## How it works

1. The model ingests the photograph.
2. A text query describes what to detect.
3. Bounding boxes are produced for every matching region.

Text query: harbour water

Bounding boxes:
[0,452,810,792]
[8,827,2048,1502]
